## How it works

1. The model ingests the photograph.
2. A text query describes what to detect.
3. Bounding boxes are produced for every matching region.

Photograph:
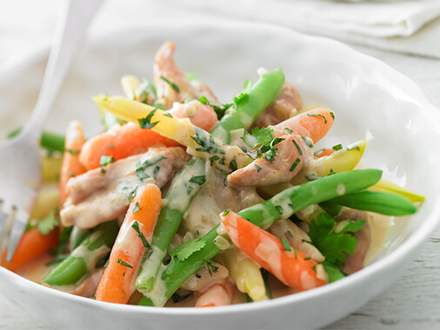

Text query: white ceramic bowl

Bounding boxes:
[1,20,439,330]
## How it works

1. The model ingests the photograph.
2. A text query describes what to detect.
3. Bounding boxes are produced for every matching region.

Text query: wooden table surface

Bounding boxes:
[0,29,439,330]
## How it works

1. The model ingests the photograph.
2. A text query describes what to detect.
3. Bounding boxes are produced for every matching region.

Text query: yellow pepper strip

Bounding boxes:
[221,248,268,302]
[310,139,367,177]
[42,155,62,183]
[94,96,252,171]
[30,183,60,219]
[370,180,425,203]
[121,75,140,100]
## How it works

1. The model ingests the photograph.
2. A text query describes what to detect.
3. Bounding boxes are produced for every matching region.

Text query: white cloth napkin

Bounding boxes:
[1,0,440,67]
[164,0,440,58]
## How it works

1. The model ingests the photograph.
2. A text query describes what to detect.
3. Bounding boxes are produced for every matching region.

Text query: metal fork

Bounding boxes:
[0,0,103,261]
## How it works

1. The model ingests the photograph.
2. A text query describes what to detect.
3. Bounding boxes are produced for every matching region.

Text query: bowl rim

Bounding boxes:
[2,18,440,316]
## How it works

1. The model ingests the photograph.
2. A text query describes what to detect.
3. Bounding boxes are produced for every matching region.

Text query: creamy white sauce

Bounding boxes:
[72,244,110,272]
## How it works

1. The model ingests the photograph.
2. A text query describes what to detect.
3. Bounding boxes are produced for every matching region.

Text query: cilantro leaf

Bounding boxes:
[160,75,180,93]
[251,127,274,147]
[37,211,59,235]
[171,239,207,261]
[138,108,158,129]
[323,261,345,283]
[189,175,206,185]
[309,213,365,266]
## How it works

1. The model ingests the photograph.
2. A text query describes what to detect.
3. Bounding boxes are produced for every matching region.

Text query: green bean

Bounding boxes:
[212,68,285,143]
[143,169,382,305]
[135,158,206,293]
[329,191,417,216]
[7,128,65,153]
[44,221,118,286]
[69,227,91,251]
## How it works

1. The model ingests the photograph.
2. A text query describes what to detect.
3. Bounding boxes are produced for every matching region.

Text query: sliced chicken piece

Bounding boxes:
[71,268,104,298]
[184,166,263,235]
[181,262,229,292]
[338,210,372,274]
[61,147,187,229]
[254,82,302,127]
[169,100,218,132]
[228,134,310,187]
[154,42,218,108]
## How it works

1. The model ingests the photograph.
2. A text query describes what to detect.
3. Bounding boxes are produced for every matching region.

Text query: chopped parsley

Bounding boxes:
[127,187,137,202]
[281,237,292,251]
[160,75,180,93]
[37,211,59,235]
[229,159,238,171]
[138,108,158,129]
[192,129,224,155]
[132,202,141,214]
[189,175,206,186]
[252,127,274,147]
[292,139,303,155]
[131,221,150,249]
[306,113,327,124]
[251,127,284,161]
[309,214,365,266]
[264,137,284,161]
[198,96,232,120]
[135,156,166,182]
[289,158,301,172]
[117,258,133,269]
[254,164,262,172]
[99,155,114,170]
[332,144,343,151]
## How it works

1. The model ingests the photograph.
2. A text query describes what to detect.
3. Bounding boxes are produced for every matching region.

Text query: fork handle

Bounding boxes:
[21,0,103,142]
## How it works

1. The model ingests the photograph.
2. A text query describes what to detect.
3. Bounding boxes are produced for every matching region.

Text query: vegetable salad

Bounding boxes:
[1,42,424,308]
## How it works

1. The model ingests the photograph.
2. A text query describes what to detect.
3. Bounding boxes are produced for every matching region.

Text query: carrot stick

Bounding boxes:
[79,122,179,170]
[96,183,162,304]
[60,121,86,204]
[221,211,326,292]
[1,228,58,272]
[195,281,234,307]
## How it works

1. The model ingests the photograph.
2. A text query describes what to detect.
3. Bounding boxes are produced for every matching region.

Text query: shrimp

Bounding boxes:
[195,280,235,307]
[270,219,324,262]
[154,42,218,108]
[169,100,218,132]
[228,108,334,187]
[254,82,302,127]
[181,262,229,292]
[221,211,326,291]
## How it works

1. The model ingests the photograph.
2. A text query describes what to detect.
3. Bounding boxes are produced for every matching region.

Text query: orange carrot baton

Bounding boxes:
[96,183,162,304]
[79,122,179,170]
[221,211,326,292]
[1,228,58,272]
[60,121,86,204]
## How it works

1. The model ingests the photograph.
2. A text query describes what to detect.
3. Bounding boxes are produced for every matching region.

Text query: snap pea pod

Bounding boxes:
[212,68,285,143]
[135,158,206,293]
[43,222,118,286]
[328,191,417,216]
[8,128,65,153]
[143,169,382,305]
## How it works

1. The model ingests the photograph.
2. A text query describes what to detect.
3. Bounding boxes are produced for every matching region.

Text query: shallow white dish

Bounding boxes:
[0,20,439,330]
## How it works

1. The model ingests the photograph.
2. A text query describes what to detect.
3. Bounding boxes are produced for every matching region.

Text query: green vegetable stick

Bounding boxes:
[44,222,118,286]
[8,128,65,153]
[143,169,382,305]
[329,191,418,216]
[212,68,285,143]
[135,158,206,293]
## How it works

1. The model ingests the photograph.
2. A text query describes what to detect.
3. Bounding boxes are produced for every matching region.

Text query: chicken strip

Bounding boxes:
[61,147,188,229]
[254,82,302,127]
[154,42,218,108]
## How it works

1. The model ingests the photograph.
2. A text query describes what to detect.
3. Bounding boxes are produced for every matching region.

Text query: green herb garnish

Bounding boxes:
[332,144,343,151]
[117,258,133,269]
[131,221,150,249]
[138,108,158,129]
[189,175,206,186]
[289,158,301,172]
[160,75,180,93]
[37,211,59,235]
